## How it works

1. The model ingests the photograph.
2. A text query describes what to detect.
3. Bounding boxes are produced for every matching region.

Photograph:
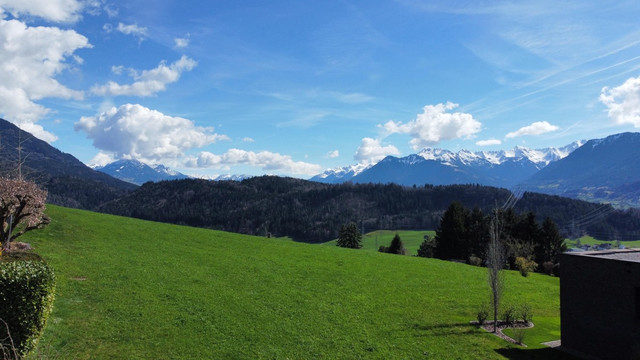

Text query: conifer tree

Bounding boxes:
[336,222,362,249]
[387,233,405,255]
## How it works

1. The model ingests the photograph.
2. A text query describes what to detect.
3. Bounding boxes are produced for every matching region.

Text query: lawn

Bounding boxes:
[22,205,571,359]
[323,230,436,255]
[565,235,640,249]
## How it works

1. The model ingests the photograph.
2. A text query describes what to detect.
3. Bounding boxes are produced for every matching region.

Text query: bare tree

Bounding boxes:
[0,177,49,252]
[487,208,505,333]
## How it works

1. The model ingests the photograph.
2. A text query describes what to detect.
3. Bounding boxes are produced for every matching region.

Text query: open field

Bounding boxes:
[22,205,570,359]
[323,230,436,255]
[565,236,640,249]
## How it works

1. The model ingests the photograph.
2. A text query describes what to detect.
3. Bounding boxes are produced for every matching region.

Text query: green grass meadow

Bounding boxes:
[22,206,569,359]
[564,235,640,249]
[323,230,436,255]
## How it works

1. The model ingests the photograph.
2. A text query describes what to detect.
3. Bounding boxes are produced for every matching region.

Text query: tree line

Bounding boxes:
[99,176,640,243]
[432,202,565,274]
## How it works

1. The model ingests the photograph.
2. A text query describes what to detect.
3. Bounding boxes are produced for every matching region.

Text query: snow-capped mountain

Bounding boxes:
[193,174,251,181]
[525,132,640,207]
[312,141,585,188]
[94,159,190,185]
[309,162,372,183]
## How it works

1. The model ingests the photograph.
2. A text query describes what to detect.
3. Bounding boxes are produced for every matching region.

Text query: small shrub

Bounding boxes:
[468,255,483,267]
[520,303,533,324]
[552,263,561,277]
[511,328,526,345]
[417,236,436,258]
[0,260,56,357]
[542,261,554,275]
[378,245,388,253]
[476,304,488,325]
[514,257,537,277]
[501,305,516,325]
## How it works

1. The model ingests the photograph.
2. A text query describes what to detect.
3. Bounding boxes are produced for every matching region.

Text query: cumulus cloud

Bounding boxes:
[381,102,482,150]
[326,150,340,158]
[354,137,400,164]
[189,149,322,176]
[505,121,559,138]
[91,55,196,97]
[116,22,147,41]
[600,76,640,127]
[174,36,189,49]
[0,0,84,23]
[476,139,502,146]
[0,17,90,141]
[242,137,255,143]
[75,103,229,163]
[88,151,114,167]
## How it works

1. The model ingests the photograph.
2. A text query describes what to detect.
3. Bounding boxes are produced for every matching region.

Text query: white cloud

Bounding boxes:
[189,149,322,176]
[0,17,90,141]
[381,102,482,150]
[0,0,84,23]
[505,121,559,138]
[91,55,197,97]
[88,151,114,167]
[600,76,640,127]
[242,137,255,143]
[333,92,374,104]
[354,137,400,164]
[75,103,229,163]
[174,36,189,49]
[326,150,339,158]
[476,139,502,146]
[116,22,147,41]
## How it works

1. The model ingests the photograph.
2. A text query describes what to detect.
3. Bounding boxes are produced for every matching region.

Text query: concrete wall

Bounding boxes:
[561,251,640,360]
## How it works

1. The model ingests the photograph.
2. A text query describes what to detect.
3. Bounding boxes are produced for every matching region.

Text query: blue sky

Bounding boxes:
[2,0,640,178]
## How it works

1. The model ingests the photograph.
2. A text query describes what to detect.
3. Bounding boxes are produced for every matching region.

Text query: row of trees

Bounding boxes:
[433,202,565,272]
[100,176,640,243]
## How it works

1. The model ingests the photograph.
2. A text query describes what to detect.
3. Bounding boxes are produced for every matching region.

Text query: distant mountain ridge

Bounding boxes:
[523,132,640,207]
[94,159,189,185]
[312,133,640,208]
[312,142,584,188]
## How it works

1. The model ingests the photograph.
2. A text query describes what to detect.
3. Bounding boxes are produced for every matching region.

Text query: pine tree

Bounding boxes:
[434,201,469,260]
[417,235,435,258]
[387,233,405,255]
[540,217,566,263]
[336,222,362,249]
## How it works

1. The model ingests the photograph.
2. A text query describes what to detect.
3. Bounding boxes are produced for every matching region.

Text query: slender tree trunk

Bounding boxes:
[487,209,505,333]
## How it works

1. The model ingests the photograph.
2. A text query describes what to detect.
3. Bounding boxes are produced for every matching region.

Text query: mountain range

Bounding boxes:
[93,159,189,185]
[312,142,584,188]
[311,134,640,208]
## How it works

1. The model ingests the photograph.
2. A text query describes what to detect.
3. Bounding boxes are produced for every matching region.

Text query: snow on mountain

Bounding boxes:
[193,174,250,181]
[415,141,585,169]
[311,141,585,187]
[309,162,373,183]
[95,159,189,185]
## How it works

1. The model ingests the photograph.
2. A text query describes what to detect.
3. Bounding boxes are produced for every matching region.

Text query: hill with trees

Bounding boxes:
[100,176,640,242]
[0,119,136,210]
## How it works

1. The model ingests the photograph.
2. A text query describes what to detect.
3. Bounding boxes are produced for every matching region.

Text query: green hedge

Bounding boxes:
[0,259,56,357]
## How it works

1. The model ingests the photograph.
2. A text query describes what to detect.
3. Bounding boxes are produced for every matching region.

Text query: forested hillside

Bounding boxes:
[0,119,136,209]
[100,176,640,242]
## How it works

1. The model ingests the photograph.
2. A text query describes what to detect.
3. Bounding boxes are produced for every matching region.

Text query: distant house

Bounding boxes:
[560,249,640,360]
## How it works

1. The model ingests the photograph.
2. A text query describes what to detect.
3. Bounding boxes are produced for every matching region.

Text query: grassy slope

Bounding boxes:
[565,236,640,248]
[23,206,569,359]
[323,230,436,255]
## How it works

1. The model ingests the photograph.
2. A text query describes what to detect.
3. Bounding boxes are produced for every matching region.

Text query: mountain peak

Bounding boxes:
[96,159,189,185]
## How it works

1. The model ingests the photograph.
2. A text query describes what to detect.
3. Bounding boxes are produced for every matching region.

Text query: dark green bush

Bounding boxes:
[0,260,56,357]
[501,305,516,325]
[476,304,488,325]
